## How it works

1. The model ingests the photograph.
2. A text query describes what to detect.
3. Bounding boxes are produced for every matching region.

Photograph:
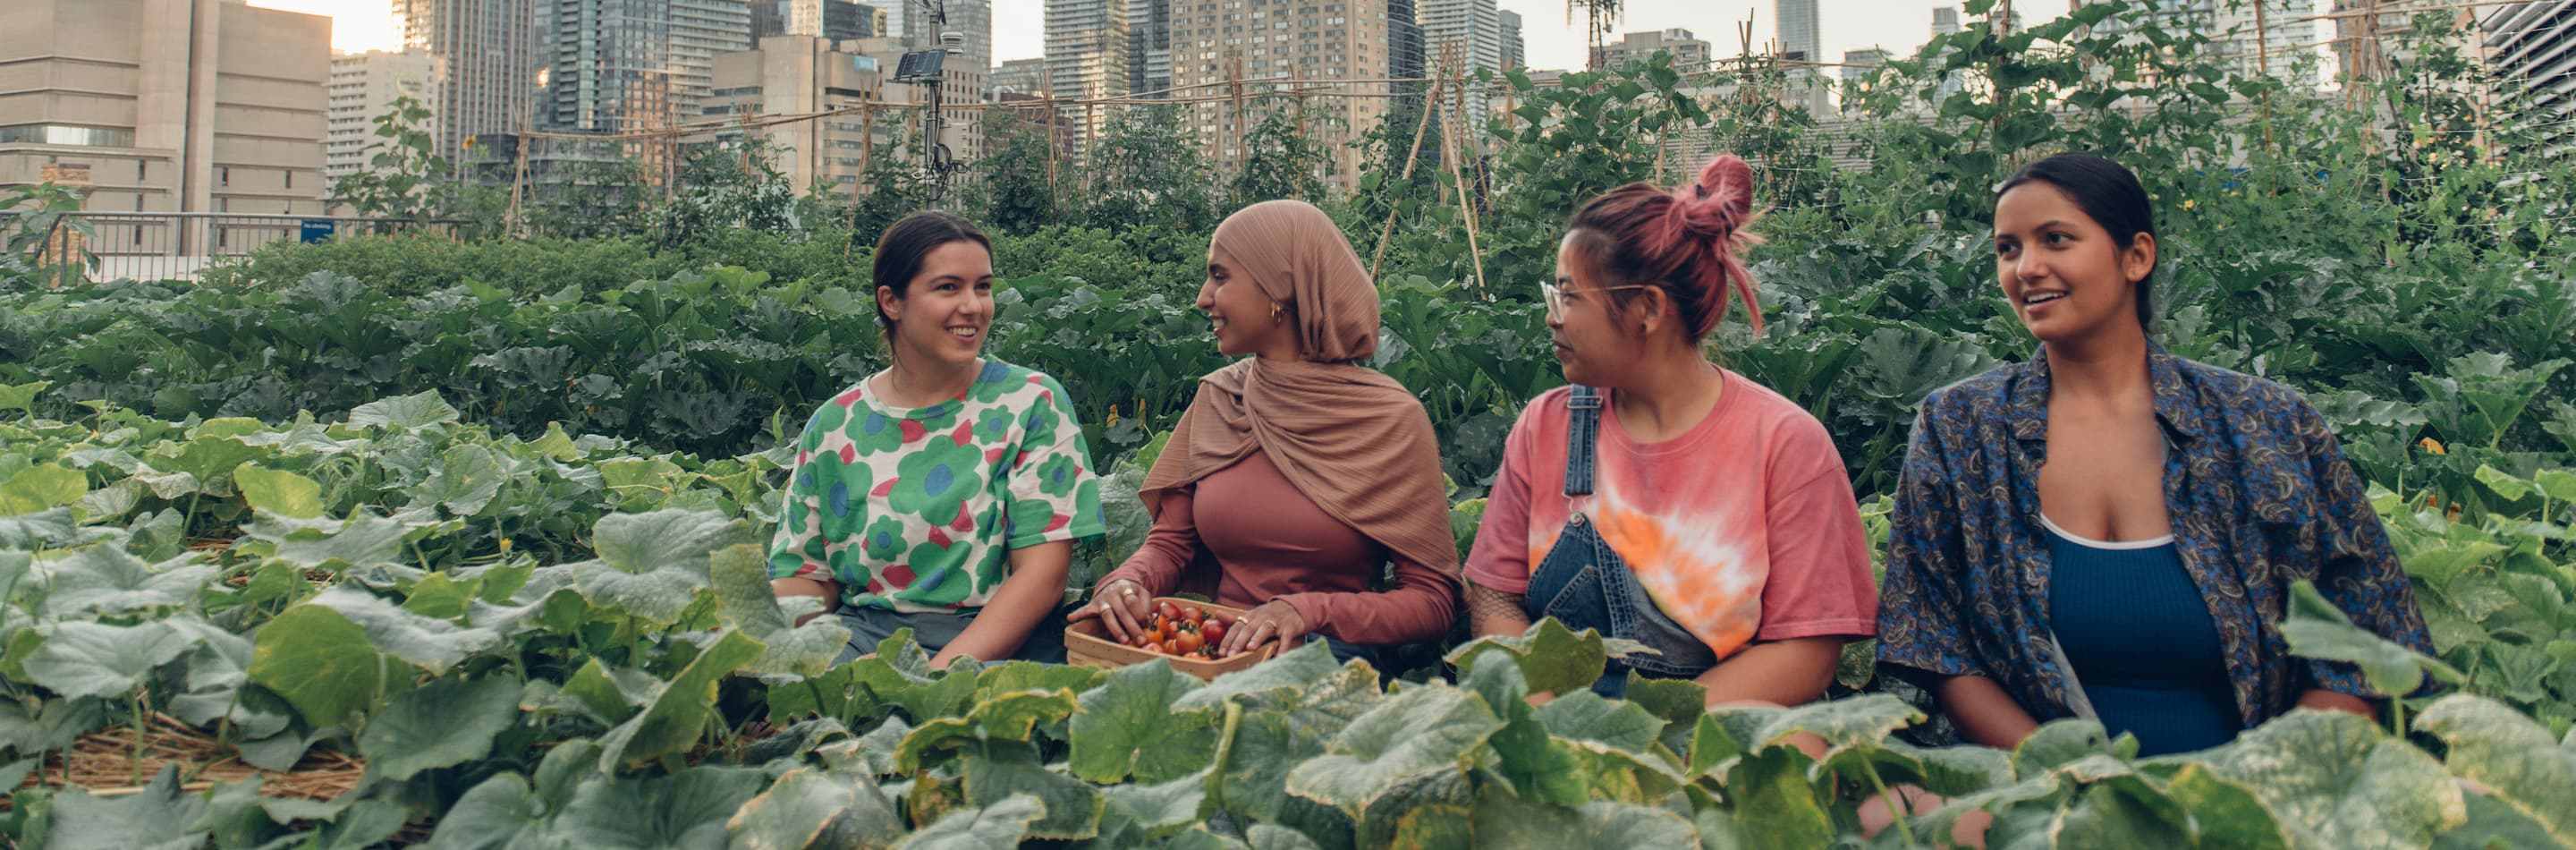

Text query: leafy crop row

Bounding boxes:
[0,386,2568,847]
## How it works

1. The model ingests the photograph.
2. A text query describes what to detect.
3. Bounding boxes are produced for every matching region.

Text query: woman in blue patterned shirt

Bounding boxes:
[1873,153,2433,757]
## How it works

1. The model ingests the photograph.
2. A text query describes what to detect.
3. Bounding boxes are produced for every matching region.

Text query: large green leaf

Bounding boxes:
[43,765,209,850]
[1530,689,1667,754]
[1069,660,1220,784]
[2412,694,2576,846]
[242,511,415,574]
[1097,766,1216,844]
[24,620,198,699]
[0,507,80,549]
[553,764,767,849]
[569,509,747,627]
[1462,786,1700,849]
[346,390,462,430]
[247,605,386,729]
[960,741,1105,839]
[2196,709,2466,846]
[423,775,547,850]
[1284,682,1504,816]
[595,629,764,770]
[724,766,904,850]
[2282,580,2462,698]
[708,542,849,677]
[33,545,214,618]
[0,695,109,758]
[2161,763,2292,850]
[1721,747,1835,846]
[896,794,1045,850]
[306,585,504,674]
[410,444,507,517]
[1459,652,1586,806]
[1444,618,1620,696]
[233,463,325,519]
[2053,774,2193,846]
[357,673,522,781]
[0,463,86,514]
[1171,641,1344,711]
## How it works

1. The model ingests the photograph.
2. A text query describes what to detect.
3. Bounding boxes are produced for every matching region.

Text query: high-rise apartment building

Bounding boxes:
[542,0,752,134]
[1165,0,1391,190]
[396,0,541,165]
[942,0,996,65]
[2483,1,2576,157]
[1046,0,1131,149]
[1389,0,1427,87]
[705,35,897,190]
[327,50,438,181]
[1932,6,1962,35]
[753,0,885,40]
[0,0,328,253]
[1128,0,1174,97]
[1499,10,1524,71]
[1776,0,1821,61]
[1420,0,1507,137]
[1596,29,1714,70]
[1842,47,1890,82]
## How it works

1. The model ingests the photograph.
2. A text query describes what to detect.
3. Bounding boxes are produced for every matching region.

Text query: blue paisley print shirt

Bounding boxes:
[1875,344,2433,729]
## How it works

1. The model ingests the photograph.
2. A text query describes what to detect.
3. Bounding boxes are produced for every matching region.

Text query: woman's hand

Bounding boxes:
[1069,577,1155,642]
[1217,599,1308,657]
[770,576,840,627]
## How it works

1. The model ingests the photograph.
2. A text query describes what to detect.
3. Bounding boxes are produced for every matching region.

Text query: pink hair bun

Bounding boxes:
[1669,155,1756,239]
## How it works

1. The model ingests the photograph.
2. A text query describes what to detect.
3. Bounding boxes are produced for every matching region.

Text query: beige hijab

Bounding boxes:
[1140,200,1460,576]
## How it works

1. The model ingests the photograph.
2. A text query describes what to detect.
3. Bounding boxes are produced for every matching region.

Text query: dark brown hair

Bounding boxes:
[1997,153,2158,330]
[871,210,993,345]
[1563,154,1766,342]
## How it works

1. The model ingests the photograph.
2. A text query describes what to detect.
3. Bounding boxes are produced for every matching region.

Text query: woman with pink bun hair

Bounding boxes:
[1461,156,1879,707]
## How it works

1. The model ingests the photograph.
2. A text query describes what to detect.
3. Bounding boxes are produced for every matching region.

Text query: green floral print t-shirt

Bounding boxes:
[767,361,1106,613]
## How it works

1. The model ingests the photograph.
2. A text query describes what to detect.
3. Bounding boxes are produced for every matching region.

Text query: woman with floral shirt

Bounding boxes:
[768,211,1106,668]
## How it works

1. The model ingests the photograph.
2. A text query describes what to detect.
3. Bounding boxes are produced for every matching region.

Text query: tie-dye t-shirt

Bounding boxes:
[767,361,1106,614]
[1464,371,1877,659]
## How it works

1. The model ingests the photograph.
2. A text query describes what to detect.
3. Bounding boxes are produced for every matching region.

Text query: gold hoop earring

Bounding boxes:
[1269,302,1287,324]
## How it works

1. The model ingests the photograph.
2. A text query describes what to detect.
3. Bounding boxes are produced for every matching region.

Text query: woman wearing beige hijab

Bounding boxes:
[1068,200,1461,661]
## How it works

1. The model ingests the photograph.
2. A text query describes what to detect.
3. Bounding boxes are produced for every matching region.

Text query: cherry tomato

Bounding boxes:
[1174,631,1203,653]
[1200,620,1226,644]
[1180,605,1204,624]
[1162,639,1181,655]
[1157,601,1181,622]
[1141,628,1163,646]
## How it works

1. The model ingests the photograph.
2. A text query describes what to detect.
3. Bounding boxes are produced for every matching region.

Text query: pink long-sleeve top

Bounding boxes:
[1099,449,1460,646]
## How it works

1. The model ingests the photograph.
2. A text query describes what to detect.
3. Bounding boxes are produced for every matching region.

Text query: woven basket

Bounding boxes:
[1065,597,1275,681]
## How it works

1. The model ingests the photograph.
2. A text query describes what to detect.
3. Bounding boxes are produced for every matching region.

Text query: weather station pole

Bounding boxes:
[894,0,966,203]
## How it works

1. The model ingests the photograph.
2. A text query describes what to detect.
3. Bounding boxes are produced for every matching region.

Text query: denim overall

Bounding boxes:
[1521,386,1720,697]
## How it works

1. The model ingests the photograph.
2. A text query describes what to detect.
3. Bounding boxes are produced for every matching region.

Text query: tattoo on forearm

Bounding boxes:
[1465,583,1527,631]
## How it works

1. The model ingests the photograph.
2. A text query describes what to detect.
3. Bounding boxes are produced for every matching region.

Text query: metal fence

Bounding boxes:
[0,212,469,283]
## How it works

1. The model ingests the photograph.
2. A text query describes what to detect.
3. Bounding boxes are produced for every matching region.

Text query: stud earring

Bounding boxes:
[1270,302,1287,324]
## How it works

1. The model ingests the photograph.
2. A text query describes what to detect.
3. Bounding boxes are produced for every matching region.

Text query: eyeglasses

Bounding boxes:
[1539,281,1658,317]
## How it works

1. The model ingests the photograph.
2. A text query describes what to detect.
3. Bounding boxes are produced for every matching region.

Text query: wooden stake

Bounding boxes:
[1043,93,1059,211]
[1437,77,1488,293]
[1368,71,1445,280]
[507,123,530,236]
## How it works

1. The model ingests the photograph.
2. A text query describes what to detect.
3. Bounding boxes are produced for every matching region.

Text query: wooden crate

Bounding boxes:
[1065,596,1276,681]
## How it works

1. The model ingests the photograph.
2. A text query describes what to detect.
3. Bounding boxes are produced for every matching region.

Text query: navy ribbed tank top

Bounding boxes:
[2044,515,2241,757]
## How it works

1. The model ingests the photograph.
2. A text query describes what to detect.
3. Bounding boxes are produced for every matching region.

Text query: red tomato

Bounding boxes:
[1157,601,1182,622]
[1200,620,1226,644]
[1174,631,1203,653]
[1180,605,1204,624]
[1162,639,1181,655]
[1141,628,1163,646]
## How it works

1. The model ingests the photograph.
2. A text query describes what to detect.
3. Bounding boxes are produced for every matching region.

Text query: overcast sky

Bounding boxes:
[258,0,2045,68]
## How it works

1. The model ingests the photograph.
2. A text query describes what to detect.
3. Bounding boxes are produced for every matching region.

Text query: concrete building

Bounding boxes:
[704,36,902,190]
[326,50,437,181]
[1775,0,1829,114]
[542,0,752,135]
[2482,0,2576,157]
[1421,0,1506,138]
[843,35,987,164]
[1932,6,1962,35]
[0,0,331,240]
[1046,0,1131,150]
[754,0,886,40]
[1500,11,1524,72]
[1165,0,1391,190]
[1127,0,1173,98]
[1596,29,1714,71]
[1390,0,1428,91]
[1843,47,1890,82]
[993,57,1051,96]
[394,0,540,164]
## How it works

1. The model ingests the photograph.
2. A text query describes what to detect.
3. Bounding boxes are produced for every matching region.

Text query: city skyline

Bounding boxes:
[253,0,2076,72]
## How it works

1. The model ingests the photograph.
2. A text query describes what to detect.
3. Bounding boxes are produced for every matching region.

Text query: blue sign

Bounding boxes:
[299,219,335,243]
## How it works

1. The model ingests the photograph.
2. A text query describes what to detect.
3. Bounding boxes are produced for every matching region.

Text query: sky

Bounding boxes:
[250,0,2034,69]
